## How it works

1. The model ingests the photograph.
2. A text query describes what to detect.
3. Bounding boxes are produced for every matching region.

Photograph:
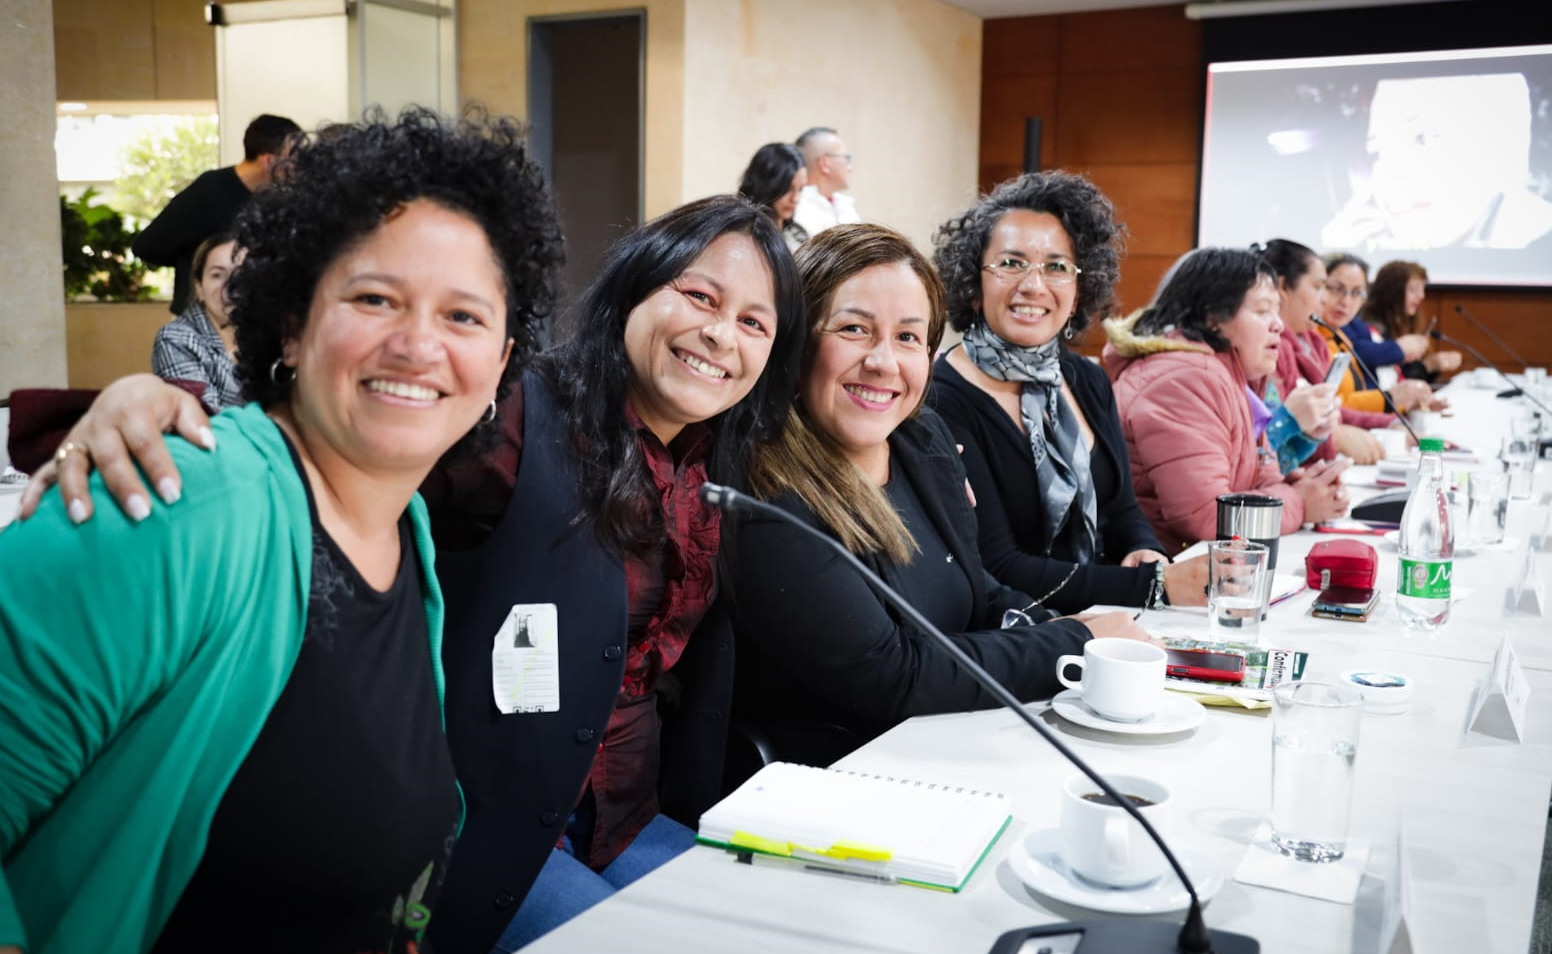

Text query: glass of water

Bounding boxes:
[1468,470,1509,545]
[1271,680,1363,863]
[1502,435,1536,500]
[1207,538,1268,642]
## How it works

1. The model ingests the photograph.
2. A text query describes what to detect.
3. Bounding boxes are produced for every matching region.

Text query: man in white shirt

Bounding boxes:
[792,126,860,238]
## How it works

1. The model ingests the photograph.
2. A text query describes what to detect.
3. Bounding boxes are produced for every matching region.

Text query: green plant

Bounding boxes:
[113,116,220,227]
[60,189,152,302]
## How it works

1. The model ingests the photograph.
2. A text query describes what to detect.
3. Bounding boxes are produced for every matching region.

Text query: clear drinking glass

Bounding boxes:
[1270,681,1363,863]
[1502,436,1536,500]
[1468,470,1509,545]
[1207,539,1269,642]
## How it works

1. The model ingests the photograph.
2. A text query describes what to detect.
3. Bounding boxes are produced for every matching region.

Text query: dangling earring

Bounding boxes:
[269,358,296,385]
[1062,323,1076,341]
[481,400,497,425]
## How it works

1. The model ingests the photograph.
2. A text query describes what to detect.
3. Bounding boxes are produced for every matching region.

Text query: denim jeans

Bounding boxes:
[490,813,696,952]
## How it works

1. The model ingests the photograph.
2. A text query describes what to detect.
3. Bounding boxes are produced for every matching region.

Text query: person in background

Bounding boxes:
[1363,260,1461,383]
[1260,238,1394,466]
[19,196,804,954]
[738,142,810,251]
[134,113,301,315]
[928,171,1207,614]
[151,232,244,410]
[1103,247,1351,552]
[1,106,550,954]
[725,223,1150,767]
[792,126,860,238]
[1318,252,1438,417]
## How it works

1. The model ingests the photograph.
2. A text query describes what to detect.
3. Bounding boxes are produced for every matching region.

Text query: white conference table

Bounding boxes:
[523,377,1552,954]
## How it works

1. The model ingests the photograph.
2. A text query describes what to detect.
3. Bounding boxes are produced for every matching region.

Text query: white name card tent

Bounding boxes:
[1465,637,1528,743]
[1502,541,1546,617]
[1378,826,1417,954]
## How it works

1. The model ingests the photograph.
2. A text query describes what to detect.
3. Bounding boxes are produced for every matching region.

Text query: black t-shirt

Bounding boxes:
[885,467,975,630]
[153,444,461,953]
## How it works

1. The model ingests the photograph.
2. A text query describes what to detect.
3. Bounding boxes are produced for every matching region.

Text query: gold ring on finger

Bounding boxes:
[54,440,90,465]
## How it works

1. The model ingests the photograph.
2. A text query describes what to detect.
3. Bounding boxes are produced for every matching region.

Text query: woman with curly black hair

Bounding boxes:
[927,171,1208,614]
[0,107,559,953]
[737,142,810,251]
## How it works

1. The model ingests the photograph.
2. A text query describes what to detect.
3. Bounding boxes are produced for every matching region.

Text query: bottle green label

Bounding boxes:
[1399,558,1452,599]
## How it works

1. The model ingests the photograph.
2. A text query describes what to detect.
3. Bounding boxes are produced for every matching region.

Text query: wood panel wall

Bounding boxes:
[978,5,1552,371]
[54,0,214,102]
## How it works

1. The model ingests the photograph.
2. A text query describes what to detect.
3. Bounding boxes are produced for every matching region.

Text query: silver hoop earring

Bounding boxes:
[481,400,497,425]
[269,358,296,386]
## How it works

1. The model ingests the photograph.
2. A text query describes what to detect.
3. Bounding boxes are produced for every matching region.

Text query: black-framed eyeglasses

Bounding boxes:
[983,257,1082,287]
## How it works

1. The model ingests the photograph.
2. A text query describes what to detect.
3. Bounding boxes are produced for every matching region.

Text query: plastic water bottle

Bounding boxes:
[1397,436,1453,630]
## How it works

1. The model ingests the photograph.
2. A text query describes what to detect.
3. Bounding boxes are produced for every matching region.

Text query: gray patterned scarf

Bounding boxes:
[960,323,1098,563]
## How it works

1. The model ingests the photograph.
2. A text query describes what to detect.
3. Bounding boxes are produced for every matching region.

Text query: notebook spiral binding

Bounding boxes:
[832,768,1006,799]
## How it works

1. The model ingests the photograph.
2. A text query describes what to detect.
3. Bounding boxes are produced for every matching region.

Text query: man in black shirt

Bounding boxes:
[133,113,301,314]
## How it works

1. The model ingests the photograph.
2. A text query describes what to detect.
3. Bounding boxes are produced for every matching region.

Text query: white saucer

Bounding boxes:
[1381,529,1473,556]
[1048,689,1206,735]
[1008,828,1223,914]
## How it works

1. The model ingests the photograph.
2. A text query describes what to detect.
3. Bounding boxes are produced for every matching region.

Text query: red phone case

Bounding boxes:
[1305,539,1378,591]
[1164,649,1246,684]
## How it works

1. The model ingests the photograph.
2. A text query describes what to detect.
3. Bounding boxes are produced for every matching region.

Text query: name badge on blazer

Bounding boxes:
[491,603,560,714]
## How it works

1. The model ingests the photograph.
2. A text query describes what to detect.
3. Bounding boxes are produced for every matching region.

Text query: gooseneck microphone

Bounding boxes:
[1454,304,1529,372]
[1432,328,1552,419]
[1311,315,1422,446]
[699,482,1258,954]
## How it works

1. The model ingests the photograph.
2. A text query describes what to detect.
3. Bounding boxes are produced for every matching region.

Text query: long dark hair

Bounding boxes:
[1132,247,1274,352]
[538,195,805,555]
[737,143,805,225]
[1366,259,1428,338]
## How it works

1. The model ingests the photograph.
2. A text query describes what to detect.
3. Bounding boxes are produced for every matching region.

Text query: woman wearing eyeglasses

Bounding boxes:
[928,173,1209,613]
[1318,252,1437,416]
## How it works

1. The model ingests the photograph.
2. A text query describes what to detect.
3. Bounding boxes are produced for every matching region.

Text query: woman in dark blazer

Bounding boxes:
[724,224,1149,766]
[928,172,1208,613]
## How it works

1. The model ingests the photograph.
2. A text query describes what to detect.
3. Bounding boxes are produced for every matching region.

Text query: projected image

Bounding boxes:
[1200,45,1552,287]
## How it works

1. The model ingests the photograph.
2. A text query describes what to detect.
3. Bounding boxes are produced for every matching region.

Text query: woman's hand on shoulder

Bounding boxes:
[17,373,213,523]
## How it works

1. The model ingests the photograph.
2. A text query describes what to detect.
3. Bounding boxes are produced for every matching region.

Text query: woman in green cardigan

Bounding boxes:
[0,107,562,954]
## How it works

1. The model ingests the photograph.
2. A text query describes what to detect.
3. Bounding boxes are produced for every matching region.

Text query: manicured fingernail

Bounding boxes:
[126,494,151,522]
[68,498,89,524]
[157,477,181,504]
[198,426,216,450]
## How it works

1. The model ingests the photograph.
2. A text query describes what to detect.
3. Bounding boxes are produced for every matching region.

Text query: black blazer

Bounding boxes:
[725,408,1090,762]
[929,349,1164,613]
[427,372,732,953]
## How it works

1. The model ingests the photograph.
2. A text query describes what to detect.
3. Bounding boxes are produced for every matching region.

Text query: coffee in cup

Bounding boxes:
[1055,638,1166,723]
[1059,773,1171,888]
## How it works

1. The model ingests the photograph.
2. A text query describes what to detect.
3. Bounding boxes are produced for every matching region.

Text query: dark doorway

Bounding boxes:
[529,13,644,330]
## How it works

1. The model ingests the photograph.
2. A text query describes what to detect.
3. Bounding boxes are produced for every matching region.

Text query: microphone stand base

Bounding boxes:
[989,920,1259,954]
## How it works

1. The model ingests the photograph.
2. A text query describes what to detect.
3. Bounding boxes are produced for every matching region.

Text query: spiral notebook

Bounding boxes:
[696,761,1011,892]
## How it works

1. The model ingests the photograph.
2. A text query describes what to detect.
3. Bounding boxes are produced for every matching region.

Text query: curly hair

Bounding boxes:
[1132,247,1275,352]
[932,171,1127,336]
[536,195,805,556]
[738,143,805,225]
[226,106,563,454]
[1366,260,1428,338]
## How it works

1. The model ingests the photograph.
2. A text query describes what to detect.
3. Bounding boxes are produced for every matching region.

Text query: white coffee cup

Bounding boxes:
[1059,773,1171,888]
[1055,638,1166,723]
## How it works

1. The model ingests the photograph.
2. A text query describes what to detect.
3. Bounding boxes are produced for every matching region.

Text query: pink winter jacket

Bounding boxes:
[1101,313,1305,554]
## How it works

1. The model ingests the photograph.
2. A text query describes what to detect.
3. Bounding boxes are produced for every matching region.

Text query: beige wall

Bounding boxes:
[460,0,687,219]
[681,0,980,253]
[65,302,166,389]
[54,0,215,101]
[2,0,69,393]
